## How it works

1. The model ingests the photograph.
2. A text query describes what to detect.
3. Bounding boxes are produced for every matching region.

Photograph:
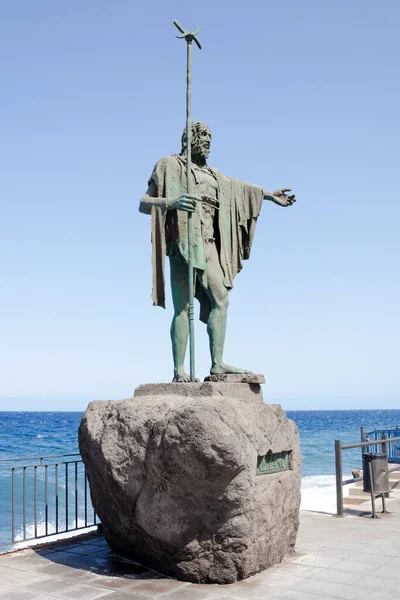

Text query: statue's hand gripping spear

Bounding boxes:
[173,20,202,383]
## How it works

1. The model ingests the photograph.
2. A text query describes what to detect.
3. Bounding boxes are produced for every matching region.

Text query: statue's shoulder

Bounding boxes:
[154,154,182,171]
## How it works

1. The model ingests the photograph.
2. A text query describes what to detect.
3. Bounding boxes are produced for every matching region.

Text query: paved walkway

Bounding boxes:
[2,499,400,600]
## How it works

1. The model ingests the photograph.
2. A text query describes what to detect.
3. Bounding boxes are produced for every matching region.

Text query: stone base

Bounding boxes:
[204,373,265,384]
[134,380,264,404]
[78,381,301,584]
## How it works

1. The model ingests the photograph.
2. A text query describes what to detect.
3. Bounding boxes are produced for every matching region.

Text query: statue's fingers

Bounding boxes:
[183,202,196,210]
[281,188,291,193]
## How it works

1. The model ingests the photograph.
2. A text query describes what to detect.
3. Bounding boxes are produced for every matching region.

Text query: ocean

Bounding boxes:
[1,409,400,549]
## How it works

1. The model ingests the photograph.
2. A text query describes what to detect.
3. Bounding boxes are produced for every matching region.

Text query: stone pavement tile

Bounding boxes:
[76,541,104,551]
[36,546,62,556]
[88,558,162,579]
[207,596,253,600]
[62,554,111,569]
[321,540,366,552]
[328,557,388,575]
[42,542,89,553]
[297,534,344,547]
[358,540,400,557]
[0,552,50,572]
[382,532,400,546]
[239,572,306,589]
[208,596,269,600]
[51,582,115,600]
[204,581,289,599]
[0,564,14,577]
[0,584,43,600]
[290,553,339,568]
[161,585,221,599]
[124,579,190,597]
[278,591,337,600]
[207,590,286,599]
[382,555,400,569]
[39,550,83,562]
[91,548,113,558]
[0,570,56,587]
[99,593,165,600]
[35,561,100,582]
[290,577,399,600]
[306,547,358,560]
[293,544,320,554]
[374,563,400,580]
[271,563,323,578]
[52,546,92,556]
[89,574,153,591]
[309,567,364,585]
[22,574,79,594]
[338,550,390,567]
[86,539,110,549]
[357,574,400,594]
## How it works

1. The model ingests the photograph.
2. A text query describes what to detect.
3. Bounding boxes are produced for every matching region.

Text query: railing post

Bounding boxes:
[335,440,344,517]
[382,433,390,499]
[360,426,365,461]
[11,468,15,543]
[382,433,388,456]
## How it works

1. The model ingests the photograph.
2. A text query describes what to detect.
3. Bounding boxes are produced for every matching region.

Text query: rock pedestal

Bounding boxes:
[78,377,301,584]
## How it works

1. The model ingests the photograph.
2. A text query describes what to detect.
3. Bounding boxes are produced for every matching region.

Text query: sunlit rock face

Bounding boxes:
[79,380,301,584]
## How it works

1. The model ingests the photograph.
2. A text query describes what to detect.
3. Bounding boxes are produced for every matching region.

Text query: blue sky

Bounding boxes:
[1,1,399,411]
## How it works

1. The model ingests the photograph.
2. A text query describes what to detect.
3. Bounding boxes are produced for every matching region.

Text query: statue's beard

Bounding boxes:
[191,138,210,163]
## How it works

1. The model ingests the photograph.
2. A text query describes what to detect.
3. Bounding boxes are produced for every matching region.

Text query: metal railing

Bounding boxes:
[334,435,400,516]
[0,453,98,551]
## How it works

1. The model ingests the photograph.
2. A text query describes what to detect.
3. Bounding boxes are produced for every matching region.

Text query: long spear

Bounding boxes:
[173,20,202,383]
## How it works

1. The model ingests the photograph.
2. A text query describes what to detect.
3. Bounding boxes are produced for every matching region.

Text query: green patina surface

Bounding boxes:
[139,22,297,383]
[256,451,290,476]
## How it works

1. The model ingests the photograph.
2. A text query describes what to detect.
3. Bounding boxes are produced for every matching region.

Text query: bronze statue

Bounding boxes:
[139,121,296,381]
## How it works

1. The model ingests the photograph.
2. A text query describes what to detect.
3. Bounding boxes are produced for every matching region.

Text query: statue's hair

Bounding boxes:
[180,121,211,155]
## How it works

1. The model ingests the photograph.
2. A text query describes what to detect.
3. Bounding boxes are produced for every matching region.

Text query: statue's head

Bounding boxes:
[181,122,211,161]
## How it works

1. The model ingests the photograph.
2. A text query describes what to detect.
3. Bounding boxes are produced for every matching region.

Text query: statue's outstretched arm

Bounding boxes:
[139,181,201,215]
[263,187,296,207]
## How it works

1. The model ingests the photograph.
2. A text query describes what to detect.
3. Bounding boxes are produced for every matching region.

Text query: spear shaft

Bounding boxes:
[173,20,202,382]
[186,41,195,382]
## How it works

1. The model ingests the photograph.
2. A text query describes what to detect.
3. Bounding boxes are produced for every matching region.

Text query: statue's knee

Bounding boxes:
[216,292,229,311]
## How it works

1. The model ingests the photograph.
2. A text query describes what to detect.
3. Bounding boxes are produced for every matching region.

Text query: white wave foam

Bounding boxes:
[301,474,353,514]
[2,518,98,553]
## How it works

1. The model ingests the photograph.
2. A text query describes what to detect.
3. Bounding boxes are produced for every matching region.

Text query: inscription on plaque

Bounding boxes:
[256,451,290,476]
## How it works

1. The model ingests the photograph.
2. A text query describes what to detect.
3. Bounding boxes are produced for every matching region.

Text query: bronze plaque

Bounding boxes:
[256,451,290,476]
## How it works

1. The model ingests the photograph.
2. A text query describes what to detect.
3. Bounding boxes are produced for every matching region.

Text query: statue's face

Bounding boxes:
[192,124,211,159]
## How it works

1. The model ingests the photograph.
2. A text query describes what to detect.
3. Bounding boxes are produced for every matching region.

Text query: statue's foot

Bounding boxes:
[172,370,200,383]
[210,363,253,375]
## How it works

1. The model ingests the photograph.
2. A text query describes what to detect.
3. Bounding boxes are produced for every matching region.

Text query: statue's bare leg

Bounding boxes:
[203,244,252,375]
[169,257,199,382]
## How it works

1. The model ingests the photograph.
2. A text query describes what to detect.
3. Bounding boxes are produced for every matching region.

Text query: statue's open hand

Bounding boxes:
[272,188,296,207]
[169,194,201,213]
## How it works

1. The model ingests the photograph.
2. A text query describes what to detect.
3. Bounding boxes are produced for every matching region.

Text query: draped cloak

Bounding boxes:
[149,155,264,323]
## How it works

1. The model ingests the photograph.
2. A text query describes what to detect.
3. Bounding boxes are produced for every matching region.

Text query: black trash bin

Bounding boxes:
[362,453,389,493]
